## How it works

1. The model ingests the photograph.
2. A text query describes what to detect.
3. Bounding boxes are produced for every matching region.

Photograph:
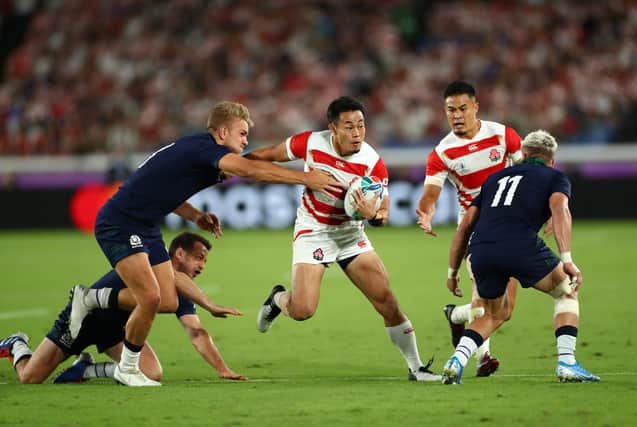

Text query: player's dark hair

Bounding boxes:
[168,232,212,257]
[444,81,476,99]
[327,96,365,124]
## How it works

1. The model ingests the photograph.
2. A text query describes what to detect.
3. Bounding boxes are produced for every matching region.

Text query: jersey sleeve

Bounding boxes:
[551,171,572,199]
[286,131,312,161]
[423,149,448,187]
[369,157,389,188]
[207,142,232,169]
[505,126,523,163]
[175,295,197,318]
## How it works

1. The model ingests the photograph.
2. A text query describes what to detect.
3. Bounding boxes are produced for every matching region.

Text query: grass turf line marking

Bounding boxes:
[0,308,50,320]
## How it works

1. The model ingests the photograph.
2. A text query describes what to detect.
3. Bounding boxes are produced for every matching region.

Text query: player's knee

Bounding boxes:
[549,278,571,297]
[19,371,44,384]
[289,310,315,321]
[139,290,161,312]
[374,288,397,308]
[288,304,316,321]
[550,277,579,317]
[158,293,178,313]
[143,366,163,382]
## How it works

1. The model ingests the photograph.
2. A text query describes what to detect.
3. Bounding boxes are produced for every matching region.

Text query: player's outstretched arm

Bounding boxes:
[178,314,247,381]
[219,153,346,197]
[243,142,290,162]
[416,184,443,236]
[175,272,242,318]
[174,271,215,310]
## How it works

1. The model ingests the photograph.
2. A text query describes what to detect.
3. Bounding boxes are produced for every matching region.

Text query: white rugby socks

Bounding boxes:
[84,288,113,309]
[386,319,423,372]
[84,362,117,379]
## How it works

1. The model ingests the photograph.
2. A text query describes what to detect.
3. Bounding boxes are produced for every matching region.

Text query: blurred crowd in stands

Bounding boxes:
[0,0,636,156]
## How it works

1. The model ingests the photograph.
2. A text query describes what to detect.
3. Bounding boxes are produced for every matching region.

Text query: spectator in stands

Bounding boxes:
[0,0,635,155]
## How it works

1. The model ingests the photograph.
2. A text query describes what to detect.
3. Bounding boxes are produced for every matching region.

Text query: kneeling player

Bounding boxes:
[0,232,246,385]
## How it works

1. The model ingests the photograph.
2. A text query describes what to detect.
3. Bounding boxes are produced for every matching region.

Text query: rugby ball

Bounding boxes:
[344,176,384,220]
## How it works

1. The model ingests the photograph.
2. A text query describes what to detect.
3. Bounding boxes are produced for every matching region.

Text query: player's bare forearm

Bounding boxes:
[175,271,212,309]
[243,142,289,162]
[369,197,389,226]
[173,202,201,223]
[186,325,246,379]
[549,193,572,253]
[220,153,345,196]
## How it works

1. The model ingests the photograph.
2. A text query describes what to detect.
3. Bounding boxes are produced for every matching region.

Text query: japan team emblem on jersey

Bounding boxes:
[489,148,501,162]
[313,248,324,261]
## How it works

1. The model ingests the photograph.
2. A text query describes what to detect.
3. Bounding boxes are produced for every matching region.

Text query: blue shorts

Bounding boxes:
[469,237,560,299]
[46,304,130,356]
[95,211,169,267]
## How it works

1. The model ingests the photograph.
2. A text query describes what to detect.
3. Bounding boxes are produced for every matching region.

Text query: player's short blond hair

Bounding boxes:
[522,129,558,159]
[206,101,254,131]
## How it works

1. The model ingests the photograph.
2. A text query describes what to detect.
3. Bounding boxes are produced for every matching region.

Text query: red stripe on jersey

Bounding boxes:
[443,135,500,160]
[425,149,446,176]
[450,162,507,189]
[289,131,312,160]
[311,150,368,176]
[294,229,313,241]
[369,158,389,184]
[302,196,349,225]
[505,126,522,153]
[457,189,474,209]
[307,191,346,214]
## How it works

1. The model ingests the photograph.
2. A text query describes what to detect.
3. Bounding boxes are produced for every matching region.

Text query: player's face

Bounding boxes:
[445,94,480,138]
[223,118,250,154]
[330,110,366,156]
[175,242,209,278]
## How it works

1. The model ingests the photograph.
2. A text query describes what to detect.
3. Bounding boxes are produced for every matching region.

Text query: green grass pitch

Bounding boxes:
[0,222,635,426]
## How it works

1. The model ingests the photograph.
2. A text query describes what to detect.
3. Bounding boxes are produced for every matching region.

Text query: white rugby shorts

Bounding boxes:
[292,227,374,265]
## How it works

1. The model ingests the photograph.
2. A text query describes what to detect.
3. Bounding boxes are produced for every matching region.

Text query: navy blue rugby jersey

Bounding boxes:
[103,132,231,227]
[469,158,571,244]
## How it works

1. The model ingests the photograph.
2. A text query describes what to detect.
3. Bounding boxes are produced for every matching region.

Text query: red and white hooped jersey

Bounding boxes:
[286,130,389,230]
[424,120,522,217]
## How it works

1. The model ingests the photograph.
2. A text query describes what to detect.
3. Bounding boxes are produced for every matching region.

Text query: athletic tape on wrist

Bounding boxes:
[560,251,573,263]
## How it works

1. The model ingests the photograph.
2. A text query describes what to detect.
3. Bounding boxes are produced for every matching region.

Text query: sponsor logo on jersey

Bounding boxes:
[313,248,324,261]
[335,160,346,169]
[489,149,501,162]
[129,234,143,249]
[468,143,479,151]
